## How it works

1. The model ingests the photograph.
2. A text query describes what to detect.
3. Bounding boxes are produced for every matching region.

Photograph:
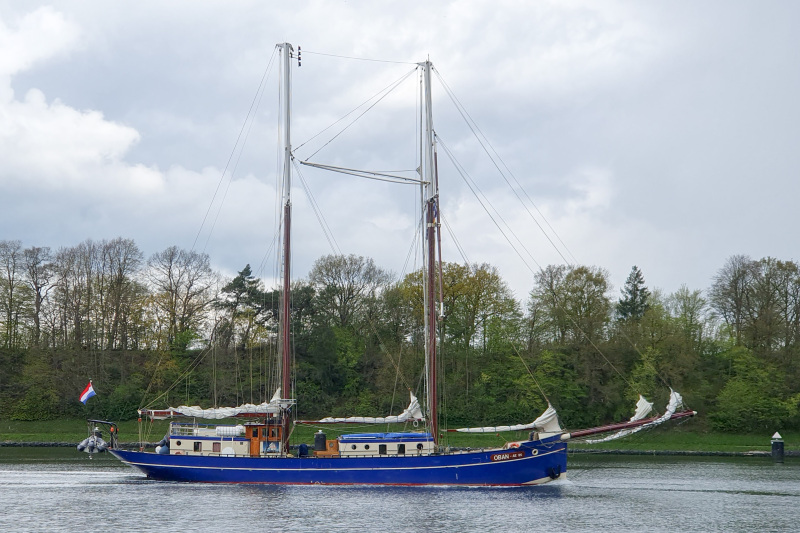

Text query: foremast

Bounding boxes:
[421,60,442,446]
[278,42,294,453]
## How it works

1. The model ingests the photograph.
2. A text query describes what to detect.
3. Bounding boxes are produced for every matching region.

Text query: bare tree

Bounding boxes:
[0,240,31,348]
[101,238,144,349]
[309,254,393,329]
[22,246,54,347]
[666,285,711,353]
[147,246,216,348]
[709,254,754,345]
[50,240,100,348]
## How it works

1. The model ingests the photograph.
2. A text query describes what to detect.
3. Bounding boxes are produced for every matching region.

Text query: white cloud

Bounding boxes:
[0,88,141,186]
[0,6,79,78]
[1,1,799,302]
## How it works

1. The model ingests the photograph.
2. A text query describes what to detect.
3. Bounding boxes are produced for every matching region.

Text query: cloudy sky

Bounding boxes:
[1,1,798,301]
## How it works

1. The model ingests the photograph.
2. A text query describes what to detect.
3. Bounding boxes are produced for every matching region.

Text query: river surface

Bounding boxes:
[0,448,798,532]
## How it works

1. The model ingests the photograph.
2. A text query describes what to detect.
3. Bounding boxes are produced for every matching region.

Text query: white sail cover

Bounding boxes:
[140,389,293,420]
[452,404,562,434]
[315,392,425,424]
[584,390,681,444]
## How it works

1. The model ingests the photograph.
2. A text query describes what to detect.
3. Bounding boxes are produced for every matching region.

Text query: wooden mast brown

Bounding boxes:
[278,43,294,454]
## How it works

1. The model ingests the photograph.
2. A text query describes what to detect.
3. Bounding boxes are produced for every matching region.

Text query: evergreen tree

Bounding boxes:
[617,266,650,321]
[216,264,269,349]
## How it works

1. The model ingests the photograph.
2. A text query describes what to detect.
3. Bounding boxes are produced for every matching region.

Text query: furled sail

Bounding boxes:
[310,392,425,424]
[583,395,653,444]
[584,390,681,444]
[140,389,293,420]
[450,404,563,436]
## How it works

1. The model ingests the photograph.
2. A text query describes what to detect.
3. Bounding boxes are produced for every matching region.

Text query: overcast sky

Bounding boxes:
[1,1,798,301]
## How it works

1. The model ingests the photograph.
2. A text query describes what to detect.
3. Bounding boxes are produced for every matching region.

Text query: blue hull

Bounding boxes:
[110,437,567,486]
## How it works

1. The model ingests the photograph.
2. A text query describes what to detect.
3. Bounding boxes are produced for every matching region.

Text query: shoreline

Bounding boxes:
[2,441,796,457]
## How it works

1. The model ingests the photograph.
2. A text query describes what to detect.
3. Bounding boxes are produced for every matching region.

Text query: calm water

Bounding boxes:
[0,448,798,532]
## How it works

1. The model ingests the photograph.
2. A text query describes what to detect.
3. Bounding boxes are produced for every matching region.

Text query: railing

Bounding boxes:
[169,423,213,436]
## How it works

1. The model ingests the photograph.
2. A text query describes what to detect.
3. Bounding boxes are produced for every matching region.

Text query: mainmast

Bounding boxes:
[421,60,441,445]
[278,42,294,452]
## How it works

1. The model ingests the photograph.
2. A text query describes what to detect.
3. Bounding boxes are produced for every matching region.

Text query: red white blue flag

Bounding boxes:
[79,382,96,404]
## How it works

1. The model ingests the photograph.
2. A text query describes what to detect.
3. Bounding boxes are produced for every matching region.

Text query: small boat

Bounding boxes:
[107,43,694,485]
[77,419,118,456]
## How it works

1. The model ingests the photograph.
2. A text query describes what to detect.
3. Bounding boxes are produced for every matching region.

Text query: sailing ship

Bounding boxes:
[107,43,695,485]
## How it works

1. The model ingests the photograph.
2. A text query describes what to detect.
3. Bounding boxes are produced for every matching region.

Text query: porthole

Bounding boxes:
[416,443,423,451]
[176,441,182,446]
[351,444,357,450]
[364,444,370,450]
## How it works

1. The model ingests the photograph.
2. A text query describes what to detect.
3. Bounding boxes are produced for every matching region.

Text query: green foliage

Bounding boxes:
[9,350,60,421]
[709,347,796,432]
[105,375,146,421]
[628,347,660,401]
[11,386,60,421]
[530,350,589,426]
[0,348,25,418]
[4,246,800,437]
[169,329,198,353]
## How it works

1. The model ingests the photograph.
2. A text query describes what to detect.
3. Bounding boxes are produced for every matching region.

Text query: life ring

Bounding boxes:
[174,451,182,455]
[509,443,520,448]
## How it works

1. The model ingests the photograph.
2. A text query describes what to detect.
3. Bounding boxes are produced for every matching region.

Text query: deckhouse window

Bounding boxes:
[379,444,387,455]
[398,444,406,455]
[194,442,202,452]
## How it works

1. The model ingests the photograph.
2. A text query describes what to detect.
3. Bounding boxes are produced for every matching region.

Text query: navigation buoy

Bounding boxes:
[772,432,784,463]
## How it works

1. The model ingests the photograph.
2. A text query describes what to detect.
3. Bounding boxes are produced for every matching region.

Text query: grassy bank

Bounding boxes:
[1,419,171,444]
[1,419,797,454]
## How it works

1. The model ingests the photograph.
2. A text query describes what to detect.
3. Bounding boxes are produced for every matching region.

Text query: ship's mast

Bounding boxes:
[421,60,441,445]
[278,42,294,452]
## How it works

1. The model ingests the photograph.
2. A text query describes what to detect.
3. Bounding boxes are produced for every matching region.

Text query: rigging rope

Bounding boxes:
[437,134,636,392]
[301,49,418,65]
[433,67,577,266]
[441,213,470,265]
[191,47,279,253]
[437,136,543,274]
[298,161,423,185]
[510,342,551,406]
[296,67,418,159]
[292,159,342,255]
[431,66,688,402]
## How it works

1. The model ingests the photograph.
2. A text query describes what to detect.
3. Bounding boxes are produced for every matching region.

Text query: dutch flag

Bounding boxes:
[79,381,96,404]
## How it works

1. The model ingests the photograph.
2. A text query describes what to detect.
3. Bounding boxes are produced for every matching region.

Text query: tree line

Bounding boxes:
[1,237,798,434]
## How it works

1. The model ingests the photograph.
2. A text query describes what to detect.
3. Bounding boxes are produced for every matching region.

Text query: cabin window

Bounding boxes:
[270,427,279,439]
[194,442,202,452]
[213,442,221,453]
[252,428,259,438]
[398,444,405,455]
[379,444,387,455]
